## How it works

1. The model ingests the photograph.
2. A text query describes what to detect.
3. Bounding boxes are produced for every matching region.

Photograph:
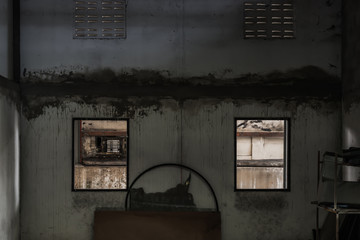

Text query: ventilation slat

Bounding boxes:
[244,0,295,39]
[74,0,126,39]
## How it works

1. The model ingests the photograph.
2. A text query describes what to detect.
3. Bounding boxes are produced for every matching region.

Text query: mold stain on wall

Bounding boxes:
[19,65,341,120]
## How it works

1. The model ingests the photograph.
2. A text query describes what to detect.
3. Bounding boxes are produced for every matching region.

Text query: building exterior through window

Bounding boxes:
[235,119,289,190]
[73,118,128,190]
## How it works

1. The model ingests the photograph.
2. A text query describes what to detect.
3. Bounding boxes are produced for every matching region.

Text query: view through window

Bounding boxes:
[73,118,128,190]
[235,119,289,190]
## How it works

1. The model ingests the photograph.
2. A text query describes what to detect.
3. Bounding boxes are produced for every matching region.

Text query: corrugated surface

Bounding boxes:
[20,99,342,240]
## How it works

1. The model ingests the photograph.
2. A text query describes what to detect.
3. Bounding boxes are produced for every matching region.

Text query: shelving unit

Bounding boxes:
[314,151,360,240]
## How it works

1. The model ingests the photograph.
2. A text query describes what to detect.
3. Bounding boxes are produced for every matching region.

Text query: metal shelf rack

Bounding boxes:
[314,151,360,240]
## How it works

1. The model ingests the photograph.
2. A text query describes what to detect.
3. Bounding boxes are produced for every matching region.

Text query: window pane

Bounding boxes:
[235,119,288,190]
[73,119,128,190]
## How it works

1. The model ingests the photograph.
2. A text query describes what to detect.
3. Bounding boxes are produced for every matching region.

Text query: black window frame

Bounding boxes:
[72,117,129,192]
[234,118,290,192]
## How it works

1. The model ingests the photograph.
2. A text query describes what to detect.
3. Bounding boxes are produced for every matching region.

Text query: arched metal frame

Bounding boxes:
[125,163,219,212]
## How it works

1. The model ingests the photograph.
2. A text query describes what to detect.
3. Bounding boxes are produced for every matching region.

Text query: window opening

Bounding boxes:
[235,119,289,190]
[73,119,129,190]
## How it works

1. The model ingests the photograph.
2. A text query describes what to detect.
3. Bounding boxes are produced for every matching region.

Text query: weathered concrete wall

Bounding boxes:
[18,0,344,239]
[0,90,20,240]
[0,0,11,78]
[20,99,341,240]
[0,0,20,238]
[343,0,360,148]
[20,0,341,79]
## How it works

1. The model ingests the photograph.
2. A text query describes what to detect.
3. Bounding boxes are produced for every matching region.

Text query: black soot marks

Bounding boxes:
[21,96,164,120]
[235,193,289,211]
[72,192,124,211]
[0,75,21,107]
[19,65,342,119]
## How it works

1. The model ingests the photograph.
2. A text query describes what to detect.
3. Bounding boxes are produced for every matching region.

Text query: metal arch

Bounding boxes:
[125,163,219,212]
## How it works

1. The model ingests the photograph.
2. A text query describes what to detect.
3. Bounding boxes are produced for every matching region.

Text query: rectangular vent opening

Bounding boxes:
[74,0,126,39]
[244,0,295,39]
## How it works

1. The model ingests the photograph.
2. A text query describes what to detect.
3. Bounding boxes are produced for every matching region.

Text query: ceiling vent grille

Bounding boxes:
[244,1,295,39]
[74,0,126,39]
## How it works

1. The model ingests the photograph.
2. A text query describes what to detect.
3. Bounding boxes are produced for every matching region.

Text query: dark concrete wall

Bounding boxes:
[19,0,345,239]
[0,82,20,240]
[0,0,20,239]
[20,0,341,79]
[0,0,12,78]
[343,0,360,148]
[20,98,343,240]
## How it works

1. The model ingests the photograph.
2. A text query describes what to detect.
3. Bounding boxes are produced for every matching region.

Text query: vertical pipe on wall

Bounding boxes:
[6,0,12,79]
[181,0,185,76]
[180,107,183,183]
[12,0,20,83]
